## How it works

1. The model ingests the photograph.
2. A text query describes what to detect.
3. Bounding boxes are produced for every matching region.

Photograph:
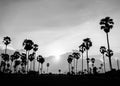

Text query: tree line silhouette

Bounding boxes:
[0,16,120,76]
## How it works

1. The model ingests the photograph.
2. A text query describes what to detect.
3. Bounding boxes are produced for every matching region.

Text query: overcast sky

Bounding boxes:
[0,0,120,67]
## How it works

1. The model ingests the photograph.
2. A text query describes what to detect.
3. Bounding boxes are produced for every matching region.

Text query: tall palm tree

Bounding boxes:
[100,46,106,73]
[22,39,34,72]
[72,51,80,74]
[79,43,85,73]
[100,16,114,70]
[37,55,45,74]
[67,55,73,73]
[33,44,38,71]
[83,38,92,73]
[46,63,50,73]
[3,36,11,54]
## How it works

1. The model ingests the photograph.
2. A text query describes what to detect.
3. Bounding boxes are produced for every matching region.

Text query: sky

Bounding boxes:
[0,0,120,72]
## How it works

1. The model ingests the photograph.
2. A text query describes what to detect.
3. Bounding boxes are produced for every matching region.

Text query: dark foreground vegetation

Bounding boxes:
[1,70,120,85]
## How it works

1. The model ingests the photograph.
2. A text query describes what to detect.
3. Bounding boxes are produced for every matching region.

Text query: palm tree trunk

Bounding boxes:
[86,50,89,74]
[76,59,78,74]
[10,61,13,73]
[103,54,106,73]
[5,45,7,54]
[41,63,43,74]
[68,63,70,73]
[33,53,36,71]
[26,50,28,73]
[27,51,30,72]
[74,58,75,73]
[117,59,119,70]
[106,33,112,71]
[82,53,83,73]
[38,63,40,74]
[30,61,32,71]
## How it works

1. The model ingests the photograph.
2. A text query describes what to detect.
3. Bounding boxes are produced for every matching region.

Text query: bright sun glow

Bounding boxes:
[46,42,65,63]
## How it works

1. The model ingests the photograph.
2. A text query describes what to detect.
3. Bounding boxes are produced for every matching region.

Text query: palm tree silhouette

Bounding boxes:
[1,53,9,72]
[100,63,104,73]
[91,58,95,67]
[46,63,50,73]
[67,55,73,74]
[79,43,85,73]
[100,16,114,71]
[58,69,61,74]
[22,39,34,72]
[3,36,11,54]
[100,46,106,73]
[33,44,38,71]
[21,53,27,73]
[37,55,45,74]
[72,51,80,74]
[12,51,21,73]
[83,38,92,73]
[28,53,35,71]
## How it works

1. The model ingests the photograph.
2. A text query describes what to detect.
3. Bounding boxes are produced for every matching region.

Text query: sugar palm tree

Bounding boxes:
[33,44,38,71]
[46,63,50,73]
[72,51,80,74]
[28,53,35,71]
[100,16,114,70]
[83,38,92,73]
[22,39,34,72]
[100,46,106,73]
[37,55,45,74]
[1,53,9,72]
[67,55,73,73]
[91,58,95,67]
[21,53,27,73]
[3,36,11,54]
[79,43,85,73]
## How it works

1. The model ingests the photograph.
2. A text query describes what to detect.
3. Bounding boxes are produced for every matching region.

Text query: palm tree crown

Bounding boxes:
[3,36,11,46]
[23,39,34,51]
[100,16,114,33]
[83,38,92,50]
[100,46,106,55]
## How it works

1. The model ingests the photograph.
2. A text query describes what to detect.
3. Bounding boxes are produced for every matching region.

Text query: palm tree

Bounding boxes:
[72,51,80,74]
[12,51,21,73]
[28,53,35,71]
[67,55,73,73]
[83,38,92,73]
[79,43,85,73]
[21,53,27,73]
[1,53,9,72]
[33,44,38,71]
[100,46,106,73]
[46,63,50,73]
[3,36,11,54]
[100,63,104,73]
[37,55,45,74]
[58,69,61,74]
[22,39,34,72]
[91,58,95,67]
[100,16,114,70]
